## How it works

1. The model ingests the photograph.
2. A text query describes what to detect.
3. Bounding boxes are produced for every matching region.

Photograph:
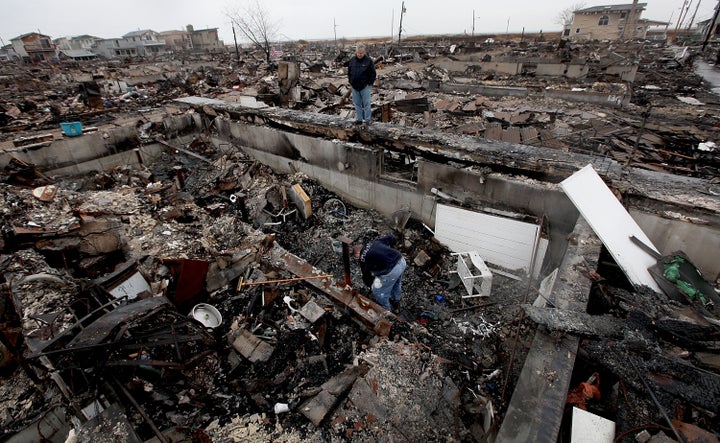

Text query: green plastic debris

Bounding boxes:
[663,256,707,304]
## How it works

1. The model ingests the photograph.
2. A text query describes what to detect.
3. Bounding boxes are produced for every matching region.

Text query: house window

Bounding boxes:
[599,15,609,25]
[564,29,571,36]
[576,28,580,33]
[620,12,626,19]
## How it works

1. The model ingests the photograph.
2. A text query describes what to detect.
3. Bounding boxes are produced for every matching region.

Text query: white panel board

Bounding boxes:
[109,271,151,300]
[571,407,615,443]
[560,165,661,292]
[435,204,542,273]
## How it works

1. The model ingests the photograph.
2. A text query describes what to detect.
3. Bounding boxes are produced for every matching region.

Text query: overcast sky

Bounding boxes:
[1,0,717,46]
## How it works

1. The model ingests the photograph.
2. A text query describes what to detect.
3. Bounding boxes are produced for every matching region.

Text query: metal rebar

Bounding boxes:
[114,379,169,443]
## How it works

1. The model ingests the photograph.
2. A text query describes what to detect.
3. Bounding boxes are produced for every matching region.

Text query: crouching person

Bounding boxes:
[354,235,406,311]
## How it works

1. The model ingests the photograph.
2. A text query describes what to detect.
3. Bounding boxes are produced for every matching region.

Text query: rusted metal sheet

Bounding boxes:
[266,244,393,336]
[164,259,210,308]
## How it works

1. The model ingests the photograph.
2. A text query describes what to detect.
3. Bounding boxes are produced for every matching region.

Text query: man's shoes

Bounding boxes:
[389,299,400,311]
[354,120,363,126]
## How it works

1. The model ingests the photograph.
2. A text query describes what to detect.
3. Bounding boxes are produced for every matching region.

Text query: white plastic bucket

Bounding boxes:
[190,303,222,329]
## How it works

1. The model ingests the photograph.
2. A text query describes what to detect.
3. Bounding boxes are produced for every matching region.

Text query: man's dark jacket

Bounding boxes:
[358,236,401,287]
[348,55,377,91]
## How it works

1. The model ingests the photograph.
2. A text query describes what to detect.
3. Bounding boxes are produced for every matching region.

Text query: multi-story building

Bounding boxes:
[158,30,194,51]
[564,2,664,41]
[93,30,167,58]
[186,25,223,52]
[10,32,56,62]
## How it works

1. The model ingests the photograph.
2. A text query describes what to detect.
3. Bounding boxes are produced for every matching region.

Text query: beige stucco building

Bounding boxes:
[564,3,664,41]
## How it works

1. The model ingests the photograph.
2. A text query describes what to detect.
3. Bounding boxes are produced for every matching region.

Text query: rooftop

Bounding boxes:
[122,29,157,38]
[575,3,647,14]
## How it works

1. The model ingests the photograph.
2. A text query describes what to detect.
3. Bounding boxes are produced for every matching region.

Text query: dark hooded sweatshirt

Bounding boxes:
[348,55,377,91]
[358,235,401,287]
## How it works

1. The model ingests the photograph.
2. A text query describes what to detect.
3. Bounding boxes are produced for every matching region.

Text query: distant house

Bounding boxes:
[0,44,20,62]
[158,30,194,51]
[54,35,100,59]
[58,49,98,61]
[697,13,720,38]
[564,2,666,40]
[93,30,168,58]
[10,32,57,62]
[121,30,168,56]
[69,35,102,50]
[186,25,223,52]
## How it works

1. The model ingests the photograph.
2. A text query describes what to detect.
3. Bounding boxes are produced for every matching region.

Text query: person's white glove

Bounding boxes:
[372,277,382,289]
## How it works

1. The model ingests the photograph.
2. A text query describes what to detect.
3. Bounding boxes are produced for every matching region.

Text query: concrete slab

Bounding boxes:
[496,218,601,443]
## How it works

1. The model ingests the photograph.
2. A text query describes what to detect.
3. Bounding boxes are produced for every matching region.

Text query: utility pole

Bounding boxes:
[334,18,338,47]
[620,0,639,39]
[686,0,702,31]
[506,16,510,34]
[391,9,394,42]
[398,1,406,46]
[702,0,720,50]
[674,0,690,36]
[665,11,675,33]
[231,24,240,63]
[472,9,475,37]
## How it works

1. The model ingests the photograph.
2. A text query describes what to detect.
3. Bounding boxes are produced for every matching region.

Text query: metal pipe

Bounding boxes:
[342,242,352,287]
[627,359,684,443]
[238,274,332,288]
[114,379,169,443]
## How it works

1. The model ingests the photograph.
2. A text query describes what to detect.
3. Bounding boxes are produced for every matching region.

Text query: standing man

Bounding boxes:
[354,235,406,311]
[348,44,376,126]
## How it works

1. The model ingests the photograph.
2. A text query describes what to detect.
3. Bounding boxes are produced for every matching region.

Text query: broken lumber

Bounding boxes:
[522,305,625,338]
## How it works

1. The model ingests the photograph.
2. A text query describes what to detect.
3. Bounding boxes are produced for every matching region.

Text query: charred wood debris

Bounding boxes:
[0,37,719,442]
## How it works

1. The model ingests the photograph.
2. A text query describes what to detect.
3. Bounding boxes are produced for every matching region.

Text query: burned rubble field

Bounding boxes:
[1,37,720,443]
[2,140,719,443]
[0,145,535,442]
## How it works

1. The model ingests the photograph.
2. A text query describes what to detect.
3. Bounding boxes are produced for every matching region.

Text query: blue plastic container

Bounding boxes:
[60,121,83,137]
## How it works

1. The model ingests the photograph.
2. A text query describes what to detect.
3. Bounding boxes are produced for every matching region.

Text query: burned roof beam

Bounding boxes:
[264,239,394,336]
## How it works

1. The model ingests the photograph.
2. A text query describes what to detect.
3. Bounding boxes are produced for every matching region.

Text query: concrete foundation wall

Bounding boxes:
[437,83,529,97]
[605,64,638,82]
[416,160,579,269]
[163,113,203,138]
[631,210,720,281]
[536,64,590,79]
[544,90,630,107]
[46,145,163,177]
[214,117,382,179]
[2,126,140,171]
[212,119,582,271]
[479,62,522,75]
[223,140,437,225]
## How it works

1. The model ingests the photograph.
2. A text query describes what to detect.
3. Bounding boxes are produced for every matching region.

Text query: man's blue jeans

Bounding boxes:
[351,85,372,123]
[371,257,406,310]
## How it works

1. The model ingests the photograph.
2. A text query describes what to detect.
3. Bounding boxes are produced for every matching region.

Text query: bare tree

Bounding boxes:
[227,0,280,63]
[555,2,587,27]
